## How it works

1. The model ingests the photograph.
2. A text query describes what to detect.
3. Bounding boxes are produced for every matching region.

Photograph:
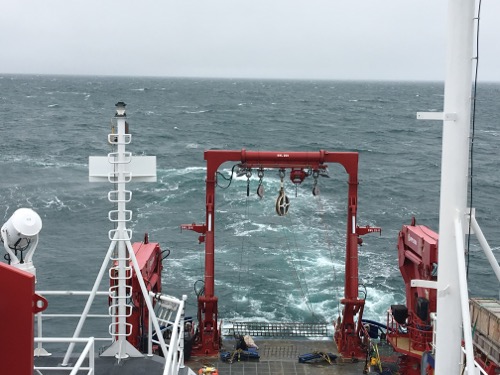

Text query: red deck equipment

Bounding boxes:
[183,149,380,357]
[387,219,438,374]
[0,263,47,375]
[110,234,163,350]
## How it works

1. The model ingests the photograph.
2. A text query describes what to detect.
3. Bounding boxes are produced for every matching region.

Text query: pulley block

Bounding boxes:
[276,187,290,216]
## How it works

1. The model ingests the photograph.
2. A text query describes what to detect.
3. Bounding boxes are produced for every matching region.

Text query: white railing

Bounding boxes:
[455,218,475,375]
[34,289,190,375]
[148,292,187,375]
[460,346,490,375]
[34,337,95,375]
[34,291,111,356]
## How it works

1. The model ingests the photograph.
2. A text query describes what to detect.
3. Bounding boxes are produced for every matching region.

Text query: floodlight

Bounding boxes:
[1,208,42,279]
[115,101,127,117]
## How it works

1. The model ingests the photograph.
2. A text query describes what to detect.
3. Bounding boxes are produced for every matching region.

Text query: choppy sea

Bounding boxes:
[0,75,499,334]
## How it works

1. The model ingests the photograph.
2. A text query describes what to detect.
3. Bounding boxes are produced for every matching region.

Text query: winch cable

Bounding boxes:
[280,213,322,322]
[315,194,342,318]
[227,174,326,322]
[218,164,247,315]
[216,165,250,317]
[235,194,251,316]
[466,0,482,278]
[231,179,319,321]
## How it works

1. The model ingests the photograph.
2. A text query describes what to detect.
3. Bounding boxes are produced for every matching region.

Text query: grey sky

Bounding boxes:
[1,0,499,81]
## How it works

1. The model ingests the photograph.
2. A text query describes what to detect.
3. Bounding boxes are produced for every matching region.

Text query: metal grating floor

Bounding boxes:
[33,340,372,375]
[229,322,330,338]
[187,339,367,375]
[213,361,366,375]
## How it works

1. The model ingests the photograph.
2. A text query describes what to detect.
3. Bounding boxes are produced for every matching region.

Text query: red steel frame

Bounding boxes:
[184,149,378,357]
[0,263,47,375]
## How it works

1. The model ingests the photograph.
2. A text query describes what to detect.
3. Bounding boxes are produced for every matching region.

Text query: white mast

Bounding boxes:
[435,0,475,373]
[62,102,166,364]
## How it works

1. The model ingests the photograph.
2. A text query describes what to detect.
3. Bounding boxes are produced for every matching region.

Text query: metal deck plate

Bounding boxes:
[33,339,386,374]
[187,339,367,375]
[34,355,166,375]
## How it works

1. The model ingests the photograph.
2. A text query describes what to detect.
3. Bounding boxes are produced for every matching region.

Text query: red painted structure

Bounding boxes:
[0,263,47,375]
[387,219,438,375]
[182,149,380,357]
[398,219,438,331]
[388,220,499,375]
[110,235,163,349]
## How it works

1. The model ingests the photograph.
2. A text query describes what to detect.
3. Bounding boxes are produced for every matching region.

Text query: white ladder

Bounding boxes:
[104,120,138,355]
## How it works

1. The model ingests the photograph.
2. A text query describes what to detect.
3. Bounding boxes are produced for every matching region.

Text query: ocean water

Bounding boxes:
[0,74,499,331]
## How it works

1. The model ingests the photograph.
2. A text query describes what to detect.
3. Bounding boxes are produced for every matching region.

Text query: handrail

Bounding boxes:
[35,290,189,375]
[460,346,489,375]
[34,337,95,375]
[469,215,500,284]
[454,218,475,375]
[148,292,187,375]
[35,291,111,355]
[386,311,433,354]
[38,290,109,296]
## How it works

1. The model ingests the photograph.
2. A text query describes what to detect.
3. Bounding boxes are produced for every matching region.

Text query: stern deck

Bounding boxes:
[186,339,367,375]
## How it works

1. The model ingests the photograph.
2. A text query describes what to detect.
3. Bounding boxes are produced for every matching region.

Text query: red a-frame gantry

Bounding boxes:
[182,150,380,358]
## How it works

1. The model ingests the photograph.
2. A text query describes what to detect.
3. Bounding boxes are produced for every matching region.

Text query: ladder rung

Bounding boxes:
[108,190,132,203]
[108,133,131,145]
[108,229,132,241]
[109,256,131,262]
[108,152,132,164]
[109,267,132,280]
[108,210,133,222]
[109,322,133,336]
[109,285,132,296]
[108,172,132,184]
[108,305,133,317]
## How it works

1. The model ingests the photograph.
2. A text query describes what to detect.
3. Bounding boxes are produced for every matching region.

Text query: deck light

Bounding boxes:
[115,101,127,117]
[1,208,42,279]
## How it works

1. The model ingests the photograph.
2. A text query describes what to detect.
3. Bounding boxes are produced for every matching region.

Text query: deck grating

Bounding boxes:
[187,339,367,375]
[33,339,370,374]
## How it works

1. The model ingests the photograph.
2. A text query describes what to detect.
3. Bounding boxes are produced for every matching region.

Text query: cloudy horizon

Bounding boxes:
[2,1,499,82]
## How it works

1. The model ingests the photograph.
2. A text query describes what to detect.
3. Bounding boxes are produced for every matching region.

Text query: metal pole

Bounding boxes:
[148,294,153,357]
[115,115,128,358]
[435,0,475,373]
[454,218,475,375]
[470,215,500,283]
[62,239,117,366]
[125,241,169,356]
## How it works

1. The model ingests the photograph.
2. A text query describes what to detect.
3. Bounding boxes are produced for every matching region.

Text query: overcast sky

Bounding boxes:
[1,0,499,81]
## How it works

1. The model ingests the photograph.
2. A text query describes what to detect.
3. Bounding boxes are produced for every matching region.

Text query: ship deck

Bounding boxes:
[186,339,375,375]
[33,343,365,375]
[33,339,400,374]
[33,354,167,375]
